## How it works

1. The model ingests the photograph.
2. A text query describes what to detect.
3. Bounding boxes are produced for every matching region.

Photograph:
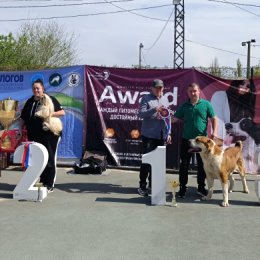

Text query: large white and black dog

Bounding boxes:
[225,118,260,174]
[35,94,63,136]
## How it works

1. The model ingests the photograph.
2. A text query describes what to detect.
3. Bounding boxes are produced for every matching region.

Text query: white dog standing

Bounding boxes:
[35,94,63,136]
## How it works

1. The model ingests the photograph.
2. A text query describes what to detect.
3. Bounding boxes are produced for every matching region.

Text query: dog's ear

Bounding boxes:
[41,94,47,106]
[207,138,214,145]
[214,137,223,147]
[206,139,215,153]
[208,138,222,155]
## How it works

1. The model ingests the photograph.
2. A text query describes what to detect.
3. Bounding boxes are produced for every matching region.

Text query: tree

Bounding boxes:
[209,57,221,77]
[0,33,18,70]
[253,65,260,78]
[0,21,78,71]
[236,58,242,78]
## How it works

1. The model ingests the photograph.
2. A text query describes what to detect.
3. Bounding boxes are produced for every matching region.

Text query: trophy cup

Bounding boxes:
[0,98,18,150]
[170,180,179,207]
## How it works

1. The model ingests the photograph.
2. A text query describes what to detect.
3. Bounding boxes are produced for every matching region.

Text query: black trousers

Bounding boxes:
[179,138,206,189]
[29,133,60,187]
[139,136,164,189]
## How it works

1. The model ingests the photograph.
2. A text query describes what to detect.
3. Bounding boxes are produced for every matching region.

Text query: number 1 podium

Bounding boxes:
[13,142,49,201]
[142,146,166,205]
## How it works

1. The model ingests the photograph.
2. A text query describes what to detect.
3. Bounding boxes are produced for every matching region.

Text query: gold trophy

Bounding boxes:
[0,98,18,150]
[170,180,179,207]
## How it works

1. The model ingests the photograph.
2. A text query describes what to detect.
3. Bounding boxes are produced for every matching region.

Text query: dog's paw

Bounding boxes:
[243,189,249,194]
[228,189,233,193]
[220,201,229,207]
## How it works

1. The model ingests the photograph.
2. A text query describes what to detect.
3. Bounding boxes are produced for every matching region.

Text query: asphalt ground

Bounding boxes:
[0,167,259,260]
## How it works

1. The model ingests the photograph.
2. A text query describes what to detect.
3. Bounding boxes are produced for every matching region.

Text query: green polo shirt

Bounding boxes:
[174,98,215,139]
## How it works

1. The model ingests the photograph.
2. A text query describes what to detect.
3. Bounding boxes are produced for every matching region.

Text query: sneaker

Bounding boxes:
[47,186,54,193]
[197,187,207,196]
[177,187,186,198]
[137,187,148,196]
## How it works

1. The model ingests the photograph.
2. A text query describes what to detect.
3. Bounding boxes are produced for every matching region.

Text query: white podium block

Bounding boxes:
[13,142,49,202]
[255,180,260,204]
[142,146,166,205]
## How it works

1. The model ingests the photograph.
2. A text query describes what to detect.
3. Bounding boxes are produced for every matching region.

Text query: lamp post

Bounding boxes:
[139,43,144,69]
[242,39,256,79]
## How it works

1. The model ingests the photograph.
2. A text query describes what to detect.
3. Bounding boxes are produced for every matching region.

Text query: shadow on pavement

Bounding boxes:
[0,193,13,199]
[55,182,138,195]
[173,187,258,207]
[95,196,151,205]
[56,182,151,205]
[0,183,15,200]
[0,183,16,191]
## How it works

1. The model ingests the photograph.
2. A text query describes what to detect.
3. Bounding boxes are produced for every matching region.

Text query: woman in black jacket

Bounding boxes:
[20,79,65,192]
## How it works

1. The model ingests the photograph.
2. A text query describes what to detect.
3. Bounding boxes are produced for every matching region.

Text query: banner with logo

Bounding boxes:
[85,66,260,174]
[0,66,85,158]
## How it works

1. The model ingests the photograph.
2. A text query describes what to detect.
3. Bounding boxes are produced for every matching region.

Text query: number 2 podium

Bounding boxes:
[13,142,49,201]
[142,146,166,205]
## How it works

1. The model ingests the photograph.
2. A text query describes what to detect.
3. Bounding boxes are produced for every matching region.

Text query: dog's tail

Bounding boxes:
[235,140,243,150]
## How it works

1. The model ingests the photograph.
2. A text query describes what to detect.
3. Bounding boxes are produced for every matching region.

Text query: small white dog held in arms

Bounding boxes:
[35,94,63,136]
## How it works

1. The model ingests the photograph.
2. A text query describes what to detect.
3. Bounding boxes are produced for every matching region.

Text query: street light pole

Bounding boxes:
[139,43,144,69]
[242,39,256,79]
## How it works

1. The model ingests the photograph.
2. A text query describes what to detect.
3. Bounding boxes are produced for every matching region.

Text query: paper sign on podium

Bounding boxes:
[13,142,49,201]
[142,146,166,205]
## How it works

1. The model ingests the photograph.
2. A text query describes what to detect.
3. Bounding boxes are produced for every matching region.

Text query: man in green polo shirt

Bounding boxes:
[173,83,218,198]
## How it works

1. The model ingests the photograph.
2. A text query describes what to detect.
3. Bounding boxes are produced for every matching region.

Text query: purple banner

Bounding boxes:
[85,66,260,174]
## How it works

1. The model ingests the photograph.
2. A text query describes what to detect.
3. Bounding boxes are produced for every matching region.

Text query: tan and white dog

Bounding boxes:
[35,94,63,136]
[190,136,249,207]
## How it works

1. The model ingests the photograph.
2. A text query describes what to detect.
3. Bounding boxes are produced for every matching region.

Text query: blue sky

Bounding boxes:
[0,0,259,69]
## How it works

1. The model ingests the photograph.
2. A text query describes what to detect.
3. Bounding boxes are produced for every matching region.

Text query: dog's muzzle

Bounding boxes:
[188,139,202,153]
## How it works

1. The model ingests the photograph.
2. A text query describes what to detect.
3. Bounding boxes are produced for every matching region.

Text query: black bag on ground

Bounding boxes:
[74,150,107,174]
